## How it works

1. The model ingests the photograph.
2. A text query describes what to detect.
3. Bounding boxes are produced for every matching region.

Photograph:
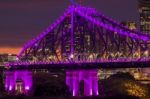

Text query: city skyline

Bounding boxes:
[0,0,139,54]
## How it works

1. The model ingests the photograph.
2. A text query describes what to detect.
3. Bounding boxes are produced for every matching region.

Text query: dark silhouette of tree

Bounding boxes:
[33,72,70,97]
[108,72,135,80]
[99,72,149,98]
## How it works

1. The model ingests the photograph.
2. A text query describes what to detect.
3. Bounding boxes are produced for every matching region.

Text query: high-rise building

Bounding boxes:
[139,0,150,34]
[121,21,137,30]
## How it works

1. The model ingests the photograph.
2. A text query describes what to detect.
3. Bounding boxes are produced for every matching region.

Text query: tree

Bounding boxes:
[33,72,70,97]
[108,72,135,80]
[99,72,150,98]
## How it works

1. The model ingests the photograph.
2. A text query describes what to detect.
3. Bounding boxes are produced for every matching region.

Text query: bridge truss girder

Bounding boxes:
[18,6,150,63]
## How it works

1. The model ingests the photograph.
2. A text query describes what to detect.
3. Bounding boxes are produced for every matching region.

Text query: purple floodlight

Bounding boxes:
[9,86,12,91]
[25,86,30,90]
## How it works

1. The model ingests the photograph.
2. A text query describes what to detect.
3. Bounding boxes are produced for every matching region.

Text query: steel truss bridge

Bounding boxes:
[7,5,150,69]
[5,5,150,96]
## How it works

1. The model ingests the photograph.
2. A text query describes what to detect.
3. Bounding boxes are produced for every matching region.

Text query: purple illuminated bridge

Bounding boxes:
[5,5,150,96]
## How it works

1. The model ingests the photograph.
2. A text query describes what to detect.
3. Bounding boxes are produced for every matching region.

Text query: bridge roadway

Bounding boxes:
[6,58,150,70]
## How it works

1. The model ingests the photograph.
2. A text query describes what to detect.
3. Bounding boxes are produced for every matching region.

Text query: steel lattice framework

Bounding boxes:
[8,6,150,68]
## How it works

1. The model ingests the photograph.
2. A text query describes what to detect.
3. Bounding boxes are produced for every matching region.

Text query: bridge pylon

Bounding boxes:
[66,70,98,96]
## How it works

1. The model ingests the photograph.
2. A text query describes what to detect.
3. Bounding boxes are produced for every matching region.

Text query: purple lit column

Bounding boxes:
[72,71,79,96]
[83,72,93,96]
[5,71,15,92]
[5,70,33,94]
[66,69,98,96]
[91,70,99,95]
[66,71,73,93]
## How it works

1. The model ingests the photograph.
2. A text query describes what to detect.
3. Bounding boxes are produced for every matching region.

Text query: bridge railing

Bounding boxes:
[6,57,150,66]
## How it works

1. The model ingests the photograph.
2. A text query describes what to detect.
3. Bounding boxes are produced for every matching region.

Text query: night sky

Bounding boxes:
[0,0,139,54]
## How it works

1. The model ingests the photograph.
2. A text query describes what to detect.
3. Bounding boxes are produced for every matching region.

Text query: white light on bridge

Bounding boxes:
[69,54,74,59]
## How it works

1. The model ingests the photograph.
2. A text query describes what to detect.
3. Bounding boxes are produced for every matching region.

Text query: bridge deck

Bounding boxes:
[7,60,150,70]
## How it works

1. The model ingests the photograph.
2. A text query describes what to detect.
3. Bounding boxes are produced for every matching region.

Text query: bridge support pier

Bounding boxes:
[66,69,99,96]
[5,70,32,95]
